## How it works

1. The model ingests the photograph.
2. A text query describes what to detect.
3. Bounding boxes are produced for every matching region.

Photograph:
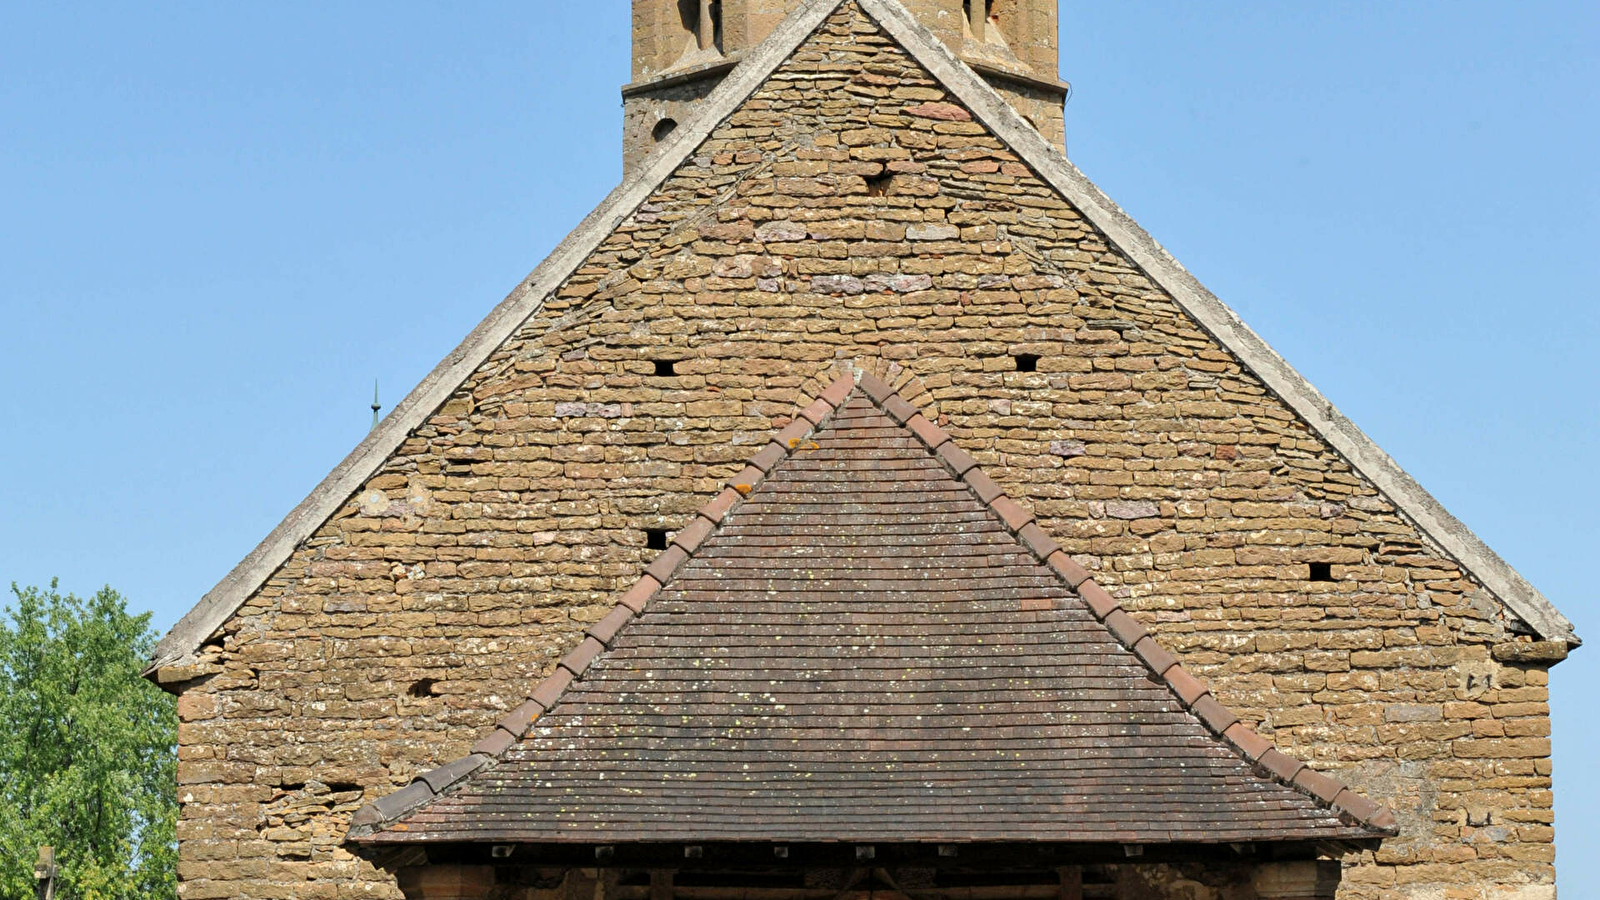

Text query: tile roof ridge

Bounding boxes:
[854,371,1400,839]
[346,371,863,841]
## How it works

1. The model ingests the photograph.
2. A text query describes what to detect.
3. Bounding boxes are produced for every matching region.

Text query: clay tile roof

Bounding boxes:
[348,372,1397,846]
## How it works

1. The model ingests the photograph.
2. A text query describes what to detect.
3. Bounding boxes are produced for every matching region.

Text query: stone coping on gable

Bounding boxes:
[150,0,1573,701]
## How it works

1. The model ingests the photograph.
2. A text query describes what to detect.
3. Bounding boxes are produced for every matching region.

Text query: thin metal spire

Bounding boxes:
[371,381,381,431]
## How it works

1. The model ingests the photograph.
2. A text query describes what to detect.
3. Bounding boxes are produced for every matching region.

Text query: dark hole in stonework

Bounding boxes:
[408,677,440,698]
[646,528,671,551]
[654,359,678,376]
[325,782,362,794]
[865,169,893,197]
[1309,562,1335,582]
[652,118,679,142]
[1014,353,1040,372]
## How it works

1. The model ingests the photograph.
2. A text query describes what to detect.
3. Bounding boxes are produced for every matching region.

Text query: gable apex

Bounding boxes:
[148,0,1574,681]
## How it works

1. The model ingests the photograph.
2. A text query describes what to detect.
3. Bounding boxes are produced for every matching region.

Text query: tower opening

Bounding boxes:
[964,0,987,41]
[625,0,1068,174]
[678,0,723,56]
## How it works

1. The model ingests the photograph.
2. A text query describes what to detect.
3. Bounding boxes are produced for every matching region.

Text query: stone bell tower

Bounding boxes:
[623,0,1069,173]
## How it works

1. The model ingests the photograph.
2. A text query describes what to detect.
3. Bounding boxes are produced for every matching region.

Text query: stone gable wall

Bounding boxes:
[165,5,1558,899]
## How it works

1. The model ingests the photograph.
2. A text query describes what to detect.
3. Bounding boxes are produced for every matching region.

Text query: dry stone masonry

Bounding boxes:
[153,3,1571,899]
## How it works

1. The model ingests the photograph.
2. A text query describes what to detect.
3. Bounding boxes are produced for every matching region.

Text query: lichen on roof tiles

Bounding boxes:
[349,372,1395,846]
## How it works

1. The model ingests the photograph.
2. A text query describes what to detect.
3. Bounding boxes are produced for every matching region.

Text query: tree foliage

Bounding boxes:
[0,582,176,900]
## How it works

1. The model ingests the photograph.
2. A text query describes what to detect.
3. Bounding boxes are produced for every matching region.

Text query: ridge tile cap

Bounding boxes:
[644,545,691,584]
[1333,789,1382,824]
[1103,609,1148,648]
[348,803,384,830]
[558,637,606,679]
[529,666,575,710]
[727,465,765,495]
[881,394,918,425]
[496,699,545,738]
[672,516,717,555]
[417,754,490,794]
[749,442,788,473]
[1258,749,1305,783]
[905,414,950,450]
[470,728,516,758]
[774,419,813,448]
[858,372,893,403]
[1191,694,1241,735]
[798,398,833,426]
[936,441,979,477]
[356,780,433,832]
[1222,722,1270,761]
[963,469,1004,505]
[989,496,1034,532]
[1163,665,1211,707]
[819,372,856,407]
[618,574,662,613]
[587,605,636,647]
[350,752,492,837]
[1045,551,1091,589]
[1369,807,1401,834]
[1075,580,1119,619]
[1132,636,1179,677]
[1016,522,1057,561]
[698,488,743,525]
[1294,767,1345,805]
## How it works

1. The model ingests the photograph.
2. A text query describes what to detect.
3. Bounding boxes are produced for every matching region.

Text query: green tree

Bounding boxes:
[0,582,176,900]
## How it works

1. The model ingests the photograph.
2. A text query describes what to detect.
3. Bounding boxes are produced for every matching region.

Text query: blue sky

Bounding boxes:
[2,0,1596,889]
